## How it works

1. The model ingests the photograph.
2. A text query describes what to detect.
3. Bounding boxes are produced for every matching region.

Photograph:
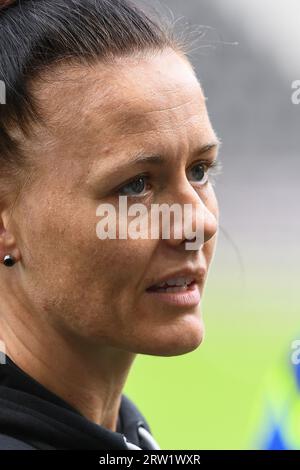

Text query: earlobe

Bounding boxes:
[0,212,20,267]
[0,239,20,267]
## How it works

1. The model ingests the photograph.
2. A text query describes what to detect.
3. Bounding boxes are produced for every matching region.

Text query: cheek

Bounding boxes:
[20,210,155,336]
[37,220,153,303]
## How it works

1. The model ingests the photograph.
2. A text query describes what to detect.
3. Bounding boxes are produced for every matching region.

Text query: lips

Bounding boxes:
[147,276,196,293]
[146,267,206,292]
[145,275,201,307]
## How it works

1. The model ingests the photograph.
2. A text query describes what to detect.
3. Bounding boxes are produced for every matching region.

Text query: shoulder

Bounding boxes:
[0,433,36,450]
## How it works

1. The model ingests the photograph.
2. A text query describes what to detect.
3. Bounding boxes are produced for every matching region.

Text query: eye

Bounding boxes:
[118,175,150,197]
[187,162,209,185]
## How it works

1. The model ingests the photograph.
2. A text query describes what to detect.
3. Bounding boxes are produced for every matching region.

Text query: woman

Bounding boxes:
[0,0,220,450]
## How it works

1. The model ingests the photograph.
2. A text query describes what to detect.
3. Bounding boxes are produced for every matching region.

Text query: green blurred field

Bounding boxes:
[124,264,299,449]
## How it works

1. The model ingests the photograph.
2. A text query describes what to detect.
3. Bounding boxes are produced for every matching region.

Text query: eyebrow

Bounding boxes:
[88,140,220,185]
[126,141,220,168]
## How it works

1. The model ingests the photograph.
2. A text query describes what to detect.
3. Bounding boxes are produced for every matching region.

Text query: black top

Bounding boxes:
[0,353,158,450]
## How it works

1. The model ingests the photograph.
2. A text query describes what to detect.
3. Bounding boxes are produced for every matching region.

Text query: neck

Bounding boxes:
[0,293,135,431]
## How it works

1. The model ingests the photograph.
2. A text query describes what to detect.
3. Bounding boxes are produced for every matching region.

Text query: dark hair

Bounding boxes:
[0,0,185,191]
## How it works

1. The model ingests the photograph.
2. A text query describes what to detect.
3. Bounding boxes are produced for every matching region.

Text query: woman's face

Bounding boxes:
[14,49,219,356]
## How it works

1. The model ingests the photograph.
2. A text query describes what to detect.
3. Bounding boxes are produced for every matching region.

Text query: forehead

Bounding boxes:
[29,49,216,179]
[86,50,210,137]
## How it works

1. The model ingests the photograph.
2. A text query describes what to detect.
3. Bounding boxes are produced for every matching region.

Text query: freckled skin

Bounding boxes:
[0,49,219,428]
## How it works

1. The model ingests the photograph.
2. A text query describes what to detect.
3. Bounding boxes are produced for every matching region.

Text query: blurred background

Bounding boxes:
[125,0,300,449]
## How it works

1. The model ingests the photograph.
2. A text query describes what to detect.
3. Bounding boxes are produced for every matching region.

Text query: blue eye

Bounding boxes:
[119,176,148,196]
[187,163,208,185]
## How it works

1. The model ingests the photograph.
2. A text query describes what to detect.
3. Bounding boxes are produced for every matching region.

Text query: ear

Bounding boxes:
[0,207,20,266]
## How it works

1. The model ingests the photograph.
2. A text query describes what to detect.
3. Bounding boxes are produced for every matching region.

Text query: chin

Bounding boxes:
[133,316,205,357]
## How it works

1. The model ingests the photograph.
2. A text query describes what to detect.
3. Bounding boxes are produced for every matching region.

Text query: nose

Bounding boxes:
[162,183,218,250]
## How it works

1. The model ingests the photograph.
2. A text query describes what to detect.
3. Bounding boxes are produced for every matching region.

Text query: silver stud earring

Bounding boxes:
[3,254,16,267]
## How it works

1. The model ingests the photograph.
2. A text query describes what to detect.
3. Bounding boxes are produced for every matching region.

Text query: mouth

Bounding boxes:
[145,275,201,307]
[146,276,196,293]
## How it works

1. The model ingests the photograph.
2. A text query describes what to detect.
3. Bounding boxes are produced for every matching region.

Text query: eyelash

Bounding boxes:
[188,159,222,187]
[116,160,222,198]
